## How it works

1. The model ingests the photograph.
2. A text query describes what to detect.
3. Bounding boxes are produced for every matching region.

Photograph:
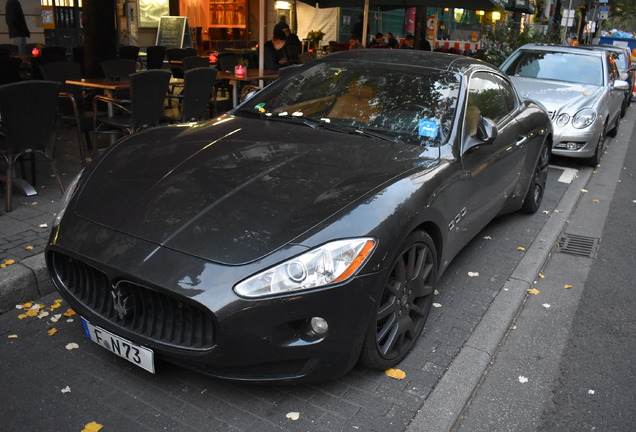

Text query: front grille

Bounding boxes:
[50,251,214,349]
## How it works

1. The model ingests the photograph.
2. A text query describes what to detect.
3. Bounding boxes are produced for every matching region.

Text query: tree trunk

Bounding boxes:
[82,0,118,78]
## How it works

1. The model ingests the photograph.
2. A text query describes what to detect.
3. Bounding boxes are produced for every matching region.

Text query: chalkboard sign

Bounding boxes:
[156,16,193,48]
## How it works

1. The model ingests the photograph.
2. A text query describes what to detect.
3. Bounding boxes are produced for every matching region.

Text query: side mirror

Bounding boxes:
[613,79,630,91]
[476,116,498,143]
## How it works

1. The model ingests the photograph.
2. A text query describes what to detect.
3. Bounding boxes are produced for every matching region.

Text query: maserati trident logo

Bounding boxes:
[111,285,134,320]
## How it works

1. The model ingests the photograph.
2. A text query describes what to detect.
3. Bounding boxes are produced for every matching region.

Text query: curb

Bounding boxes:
[0,254,54,313]
[406,166,593,432]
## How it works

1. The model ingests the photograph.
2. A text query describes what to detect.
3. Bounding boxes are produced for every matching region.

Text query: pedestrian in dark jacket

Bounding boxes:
[5,0,30,56]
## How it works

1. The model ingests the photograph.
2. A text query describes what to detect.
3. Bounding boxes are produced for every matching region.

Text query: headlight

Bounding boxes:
[234,238,376,298]
[572,108,597,129]
[555,113,570,127]
[52,169,84,227]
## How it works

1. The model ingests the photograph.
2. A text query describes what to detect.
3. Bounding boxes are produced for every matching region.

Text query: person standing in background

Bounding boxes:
[5,0,30,56]
[273,15,289,34]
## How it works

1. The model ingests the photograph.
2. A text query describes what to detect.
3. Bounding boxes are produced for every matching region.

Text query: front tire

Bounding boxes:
[521,139,550,213]
[585,128,606,167]
[359,231,437,370]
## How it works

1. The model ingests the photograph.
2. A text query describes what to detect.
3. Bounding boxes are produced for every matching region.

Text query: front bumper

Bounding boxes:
[46,217,382,383]
[550,120,603,159]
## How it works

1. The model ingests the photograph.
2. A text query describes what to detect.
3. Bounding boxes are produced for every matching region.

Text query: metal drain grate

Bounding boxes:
[557,234,599,258]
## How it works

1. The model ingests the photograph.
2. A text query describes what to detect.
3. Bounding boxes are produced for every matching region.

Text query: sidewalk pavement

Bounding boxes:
[0,127,85,312]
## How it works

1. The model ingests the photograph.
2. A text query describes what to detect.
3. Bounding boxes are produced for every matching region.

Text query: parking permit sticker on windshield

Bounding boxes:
[418,119,439,138]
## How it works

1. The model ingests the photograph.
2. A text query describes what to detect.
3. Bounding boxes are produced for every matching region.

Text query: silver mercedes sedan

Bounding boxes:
[500,44,629,166]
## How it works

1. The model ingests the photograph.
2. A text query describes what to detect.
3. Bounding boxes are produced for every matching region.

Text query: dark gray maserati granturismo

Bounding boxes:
[46,50,552,383]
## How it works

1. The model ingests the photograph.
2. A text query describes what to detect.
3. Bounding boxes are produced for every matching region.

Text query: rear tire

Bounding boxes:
[359,231,437,370]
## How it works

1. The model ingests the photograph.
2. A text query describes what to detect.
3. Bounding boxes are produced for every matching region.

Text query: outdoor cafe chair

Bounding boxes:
[165,67,217,123]
[92,69,172,144]
[0,80,65,212]
[232,40,247,49]
[181,55,209,71]
[145,45,166,70]
[39,61,93,166]
[101,58,137,79]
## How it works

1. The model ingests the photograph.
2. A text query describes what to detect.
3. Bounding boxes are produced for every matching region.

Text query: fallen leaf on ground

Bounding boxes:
[25,246,34,250]
[564,284,573,289]
[63,308,76,317]
[39,223,48,228]
[66,343,79,350]
[81,422,103,432]
[593,199,600,203]
[17,314,27,320]
[543,210,550,214]
[8,334,18,339]
[518,376,529,383]
[50,314,62,323]
[539,273,545,278]
[483,236,492,240]
[61,386,71,393]
[48,328,58,336]
[588,389,595,395]
[517,247,526,251]
[542,303,551,308]
[468,272,479,277]
[385,368,407,380]
[37,311,50,319]
[433,303,442,308]
[527,288,540,295]
[286,412,300,421]
[581,189,588,193]
[25,309,39,317]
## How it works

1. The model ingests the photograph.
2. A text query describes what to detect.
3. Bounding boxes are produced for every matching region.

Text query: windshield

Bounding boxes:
[502,50,604,86]
[236,61,460,146]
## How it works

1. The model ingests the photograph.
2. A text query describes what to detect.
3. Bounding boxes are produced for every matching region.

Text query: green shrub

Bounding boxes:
[481,22,562,66]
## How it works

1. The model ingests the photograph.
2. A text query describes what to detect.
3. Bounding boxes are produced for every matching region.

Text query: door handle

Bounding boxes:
[516,136,529,147]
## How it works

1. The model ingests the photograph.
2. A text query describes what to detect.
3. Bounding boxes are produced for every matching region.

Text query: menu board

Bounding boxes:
[155,16,193,48]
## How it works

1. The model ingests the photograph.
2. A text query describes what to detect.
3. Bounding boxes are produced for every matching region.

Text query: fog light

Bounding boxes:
[310,317,328,335]
[566,142,581,150]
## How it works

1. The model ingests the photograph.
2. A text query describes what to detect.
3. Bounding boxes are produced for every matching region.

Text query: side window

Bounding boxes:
[465,72,516,137]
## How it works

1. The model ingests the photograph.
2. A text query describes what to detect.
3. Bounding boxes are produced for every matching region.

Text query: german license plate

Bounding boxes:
[81,318,155,373]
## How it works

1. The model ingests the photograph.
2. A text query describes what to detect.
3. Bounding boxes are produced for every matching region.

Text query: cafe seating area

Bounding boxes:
[0,42,281,211]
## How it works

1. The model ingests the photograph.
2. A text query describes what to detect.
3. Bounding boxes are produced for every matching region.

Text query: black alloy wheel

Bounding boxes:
[521,139,550,213]
[359,231,437,370]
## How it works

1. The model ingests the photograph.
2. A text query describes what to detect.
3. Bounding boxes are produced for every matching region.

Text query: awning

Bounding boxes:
[297,0,507,11]
[505,0,535,13]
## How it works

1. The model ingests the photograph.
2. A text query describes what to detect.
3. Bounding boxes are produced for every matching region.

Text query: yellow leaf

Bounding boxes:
[50,302,62,310]
[8,334,18,339]
[4,259,15,265]
[18,314,27,320]
[63,308,77,317]
[593,199,600,203]
[539,273,545,278]
[564,284,573,289]
[0,264,5,268]
[385,368,407,380]
[81,422,104,432]
[21,302,33,309]
[527,288,540,295]
[48,328,58,336]
[517,247,526,251]
[25,309,38,317]
[25,246,34,250]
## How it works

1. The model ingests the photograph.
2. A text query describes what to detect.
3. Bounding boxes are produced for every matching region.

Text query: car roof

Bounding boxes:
[516,43,607,57]
[322,49,493,74]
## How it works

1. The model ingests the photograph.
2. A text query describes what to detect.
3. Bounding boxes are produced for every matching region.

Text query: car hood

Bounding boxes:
[73,117,439,264]
[509,77,604,115]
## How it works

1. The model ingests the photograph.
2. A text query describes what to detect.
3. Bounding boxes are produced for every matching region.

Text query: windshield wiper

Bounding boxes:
[318,122,405,144]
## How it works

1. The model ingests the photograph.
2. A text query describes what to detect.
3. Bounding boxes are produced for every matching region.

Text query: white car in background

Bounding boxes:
[500,44,629,166]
